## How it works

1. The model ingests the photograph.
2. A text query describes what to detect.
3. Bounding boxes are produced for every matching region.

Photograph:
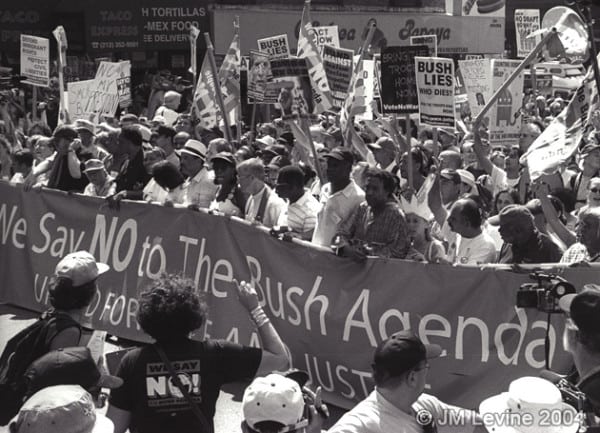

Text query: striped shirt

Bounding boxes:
[278,191,320,240]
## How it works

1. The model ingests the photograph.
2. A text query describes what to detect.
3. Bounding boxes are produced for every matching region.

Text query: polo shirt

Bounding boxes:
[312,180,365,247]
[277,190,320,240]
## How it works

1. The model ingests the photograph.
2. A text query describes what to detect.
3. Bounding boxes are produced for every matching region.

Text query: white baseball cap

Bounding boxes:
[54,251,109,286]
[242,374,305,431]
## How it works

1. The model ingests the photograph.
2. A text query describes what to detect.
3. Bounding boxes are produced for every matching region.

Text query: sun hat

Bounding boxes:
[479,376,578,433]
[10,385,114,433]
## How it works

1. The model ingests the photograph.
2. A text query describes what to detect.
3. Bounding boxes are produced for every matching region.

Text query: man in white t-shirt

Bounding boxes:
[329,331,483,433]
[446,198,497,265]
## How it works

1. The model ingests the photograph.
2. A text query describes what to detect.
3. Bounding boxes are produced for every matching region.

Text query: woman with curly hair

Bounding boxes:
[107,274,289,433]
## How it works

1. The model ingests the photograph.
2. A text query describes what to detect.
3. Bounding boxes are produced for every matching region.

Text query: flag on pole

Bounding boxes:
[340,56,370,159]
[218,17,241,123]
[522,55,599,179]
[191,53,220,130]
[297,0,333,113]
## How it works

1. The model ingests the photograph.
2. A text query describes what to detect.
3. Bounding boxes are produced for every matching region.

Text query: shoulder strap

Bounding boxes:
[255,188,271,223]
[154,344,213,433]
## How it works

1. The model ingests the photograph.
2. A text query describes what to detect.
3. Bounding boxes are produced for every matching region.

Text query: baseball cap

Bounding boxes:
[210,151,236,166]
[82,159,106,174]
[559,284,600,335]
[488,204,534,226]
[10,385,113,433]
[267,155,291,170]
[24,347,123,398]
[456,169,476,190]
[54,251,109,286]
[119,113,139,125]
[242,374,305,431]
[256,135,276,147]
[373,331,442,377]
[261,144,287,158]
[180,139,207,160]
[324,147,354,164]
[368,136,396,153]
[74,119,95,135]
[53,125,79,141]
[439,168,461,184]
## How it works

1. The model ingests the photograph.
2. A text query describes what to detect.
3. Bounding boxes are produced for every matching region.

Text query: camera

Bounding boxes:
[516,272,575,313]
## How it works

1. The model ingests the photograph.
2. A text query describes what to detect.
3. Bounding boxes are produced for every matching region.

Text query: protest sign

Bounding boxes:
[1,182,592,411]
[373,54,381,99]
[267,58,313,117]
[257,34,290,60]
[355,59,374,121]
[380,45,429,114]
[415,57,455,127]
[515,9,541,59]
[20,35,49,87]
[322,45,353,109]
[116,61,131,108]
[410,35,437,57]
[82,61,130,122]
[309,25,340,52]
[488,59,524,147]
[458,58,492,118]
[247,50,272,103]
[67,80,94,121]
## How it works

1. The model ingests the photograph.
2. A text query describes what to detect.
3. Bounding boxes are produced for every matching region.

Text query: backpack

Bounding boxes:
[0,310,80,425]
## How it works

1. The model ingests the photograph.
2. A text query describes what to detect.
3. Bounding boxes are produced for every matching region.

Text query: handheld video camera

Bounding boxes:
[516,272,575,314]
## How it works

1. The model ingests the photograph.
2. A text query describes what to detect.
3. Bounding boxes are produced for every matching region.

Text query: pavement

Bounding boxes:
[0,303,345,432]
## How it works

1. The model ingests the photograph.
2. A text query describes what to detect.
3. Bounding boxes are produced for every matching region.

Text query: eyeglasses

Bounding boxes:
[590,188,600,194]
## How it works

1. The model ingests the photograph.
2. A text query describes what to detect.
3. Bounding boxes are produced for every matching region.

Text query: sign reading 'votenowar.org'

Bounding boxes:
[381,45,429,114]
[86,0,209,52]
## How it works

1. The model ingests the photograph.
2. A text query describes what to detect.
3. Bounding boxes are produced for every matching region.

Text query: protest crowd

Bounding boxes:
[2,0,600,432]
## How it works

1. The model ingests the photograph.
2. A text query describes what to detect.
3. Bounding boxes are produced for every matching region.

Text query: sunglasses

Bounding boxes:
[590,188,600,194]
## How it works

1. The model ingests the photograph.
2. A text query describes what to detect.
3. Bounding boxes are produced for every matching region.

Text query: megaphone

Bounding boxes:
[541,6,589,62]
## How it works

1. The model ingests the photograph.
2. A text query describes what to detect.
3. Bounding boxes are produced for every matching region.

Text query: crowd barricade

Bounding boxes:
[1,180,599,409]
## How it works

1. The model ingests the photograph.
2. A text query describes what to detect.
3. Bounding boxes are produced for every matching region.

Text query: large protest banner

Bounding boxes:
[1,182,596,410]
[257,34,290,60]
[322,45,353,110]
[380,46,429,114]
[415,57,455,127]
[488,59,524,147]
[20,35,49,87]
[515,9,541,59]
